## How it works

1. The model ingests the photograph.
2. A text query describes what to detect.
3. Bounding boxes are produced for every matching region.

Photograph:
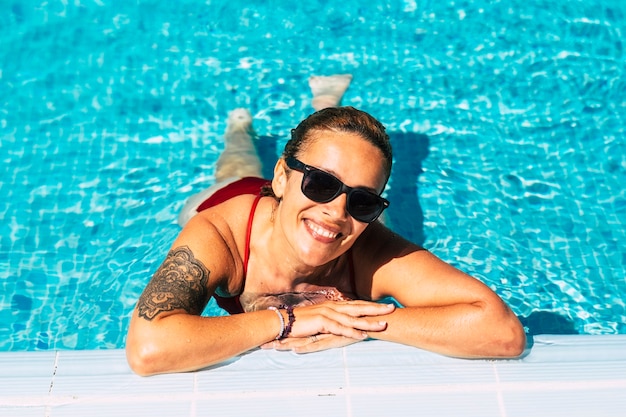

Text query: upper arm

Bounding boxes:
[355,223,502,308]
[134,214,239,321]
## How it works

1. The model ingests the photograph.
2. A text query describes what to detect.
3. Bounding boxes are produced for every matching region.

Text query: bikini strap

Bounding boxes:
[243,195,263,276]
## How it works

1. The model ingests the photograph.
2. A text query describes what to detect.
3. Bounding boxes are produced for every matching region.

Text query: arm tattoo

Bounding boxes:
[137,246,210,321]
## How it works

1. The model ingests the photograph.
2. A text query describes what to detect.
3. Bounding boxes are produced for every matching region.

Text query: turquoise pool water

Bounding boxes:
[1,0,624,350]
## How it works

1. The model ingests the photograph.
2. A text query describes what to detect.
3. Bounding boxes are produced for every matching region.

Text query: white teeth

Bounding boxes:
[306,220,339,239]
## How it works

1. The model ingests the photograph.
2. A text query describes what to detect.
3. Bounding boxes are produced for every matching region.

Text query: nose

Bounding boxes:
[321,191,349,220]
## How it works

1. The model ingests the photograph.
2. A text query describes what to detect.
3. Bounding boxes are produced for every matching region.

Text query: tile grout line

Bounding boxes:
[191,372,198,417]
[492,363,507,417]
[45,350,60,417]
[342,347,352,417]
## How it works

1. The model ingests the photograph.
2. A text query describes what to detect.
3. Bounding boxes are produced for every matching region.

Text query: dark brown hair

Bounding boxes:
[283,106,392,178]
[261,106,393,198]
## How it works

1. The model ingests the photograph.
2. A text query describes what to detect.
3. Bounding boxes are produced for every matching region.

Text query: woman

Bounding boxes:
[126,75,526,376]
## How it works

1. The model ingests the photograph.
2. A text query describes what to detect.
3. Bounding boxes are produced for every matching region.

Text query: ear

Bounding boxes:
[271,158,288,199]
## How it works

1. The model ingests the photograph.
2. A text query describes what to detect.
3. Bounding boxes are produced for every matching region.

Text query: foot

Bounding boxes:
[226,108,253,133]
[309,74,353,111]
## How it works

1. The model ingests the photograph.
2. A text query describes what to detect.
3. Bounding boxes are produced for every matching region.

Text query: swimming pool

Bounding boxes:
[1,0,624,351]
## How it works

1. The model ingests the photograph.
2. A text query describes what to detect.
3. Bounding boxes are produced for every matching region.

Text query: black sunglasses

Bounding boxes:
[285,157,389,223]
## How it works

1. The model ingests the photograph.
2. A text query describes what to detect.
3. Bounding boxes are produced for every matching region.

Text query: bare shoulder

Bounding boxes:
[179,193,258,256]
[350,221,420,299]
[176,194,260,284]
[353,221,425,271]
[352,221,486,306]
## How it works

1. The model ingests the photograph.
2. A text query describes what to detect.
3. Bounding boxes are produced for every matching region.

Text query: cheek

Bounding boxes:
[283,178,313,213]
[276,189,307,230]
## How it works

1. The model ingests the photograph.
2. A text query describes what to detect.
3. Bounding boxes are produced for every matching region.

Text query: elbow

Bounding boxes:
[490,314,527,358]
[470,299,527,359]
[498,330,526,358]
[126,340,165,377]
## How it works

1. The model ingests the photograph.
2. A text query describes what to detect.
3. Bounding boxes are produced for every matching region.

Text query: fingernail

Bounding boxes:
[378,321,387,326]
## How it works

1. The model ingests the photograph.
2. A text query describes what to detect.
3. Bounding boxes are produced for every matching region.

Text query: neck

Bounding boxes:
[250,201,341,292]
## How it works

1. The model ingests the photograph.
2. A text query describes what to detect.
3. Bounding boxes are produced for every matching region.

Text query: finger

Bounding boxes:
[263,333,364,353]
[292,334,361,354]
[324,301,395,317]
[269,337,309,351]
[317,309,389,337]
[267,334,332,351]
[260,333,354,350]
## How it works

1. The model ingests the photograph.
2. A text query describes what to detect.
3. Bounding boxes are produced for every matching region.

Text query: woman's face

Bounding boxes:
[274,130,388,268]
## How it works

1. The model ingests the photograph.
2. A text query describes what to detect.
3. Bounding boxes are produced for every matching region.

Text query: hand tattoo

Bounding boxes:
[137,246,210,320]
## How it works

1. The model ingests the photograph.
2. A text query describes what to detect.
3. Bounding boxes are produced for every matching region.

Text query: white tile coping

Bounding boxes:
[1,335,625,417]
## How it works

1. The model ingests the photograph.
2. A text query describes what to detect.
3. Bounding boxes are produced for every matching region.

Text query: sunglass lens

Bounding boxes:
[302,170,341,202]
[348,190,382,222]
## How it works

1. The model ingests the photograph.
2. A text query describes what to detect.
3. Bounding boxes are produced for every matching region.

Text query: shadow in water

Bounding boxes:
[256,134,279,180]
[386,132,430,246]
[521,311,579,336]
[519,311,578,356]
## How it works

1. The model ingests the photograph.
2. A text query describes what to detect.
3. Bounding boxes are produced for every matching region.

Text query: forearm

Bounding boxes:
[126,300,395,375]
[366,303,526,358]
[126,310,281,376]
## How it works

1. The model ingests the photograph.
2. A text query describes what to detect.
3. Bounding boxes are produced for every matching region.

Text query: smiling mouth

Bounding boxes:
[305,219,343,240]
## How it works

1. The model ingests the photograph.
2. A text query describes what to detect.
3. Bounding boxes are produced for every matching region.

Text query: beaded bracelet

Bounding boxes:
[281,305,296,338]
[268,306,285,340]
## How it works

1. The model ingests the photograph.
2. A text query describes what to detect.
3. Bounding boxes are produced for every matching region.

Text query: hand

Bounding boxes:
[262,300,395,348]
